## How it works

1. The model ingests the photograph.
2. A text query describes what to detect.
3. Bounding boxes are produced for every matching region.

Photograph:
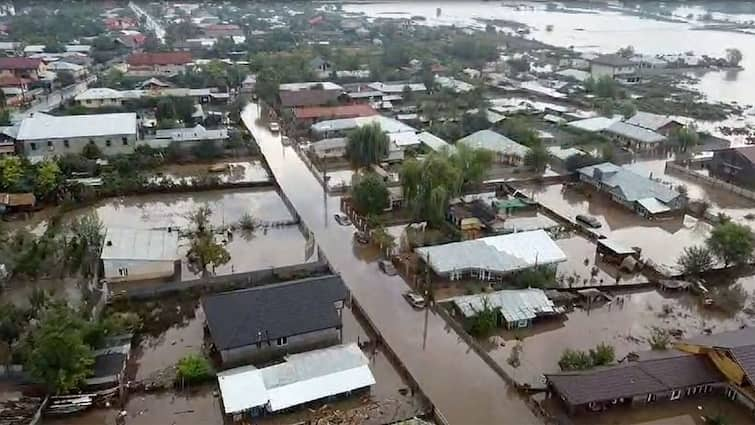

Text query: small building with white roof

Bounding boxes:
[100,228,180,282]
[457,129,530,166]
[415,229,567,281]
[142,124,229,149]
[449,288,564,329]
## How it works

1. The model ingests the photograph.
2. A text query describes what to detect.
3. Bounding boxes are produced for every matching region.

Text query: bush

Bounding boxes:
[558,349,593,371]
[649,327,671,350]
[176,354,213,385]
[468,297,498,337]
[589,342,615,366]
[191,140,223,160]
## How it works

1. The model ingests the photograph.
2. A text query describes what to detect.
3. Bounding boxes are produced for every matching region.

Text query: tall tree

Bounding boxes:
[0,156,24,191]
[524,143,550,171]
[452,144,493,186]
[726,48,743,67]
[707,222,754,267]
[34,160,61,200]
[350,173,390,216]
[346,123,389,167]
[186,205,231,274]
[400,153,462,226]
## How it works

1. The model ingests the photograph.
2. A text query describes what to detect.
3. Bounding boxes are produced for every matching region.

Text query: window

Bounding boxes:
[105,140,111,147]
[63,140,70,148]
[47,141,53,147]
[118,267,129,277]
[646,393,656,403]
[30,142,37,151]
[670,389,681,401]
[122,137,128,146]
[276,337,288,346]
[517,320,528,328]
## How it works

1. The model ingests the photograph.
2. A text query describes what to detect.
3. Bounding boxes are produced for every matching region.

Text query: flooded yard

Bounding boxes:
[324,168,355,191]
[150,159,271,185]
[519,182,712,270]
[554,235,647,288]
[483,284,753,388]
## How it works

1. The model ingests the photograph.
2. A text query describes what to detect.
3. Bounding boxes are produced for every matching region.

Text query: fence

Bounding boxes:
[666,161,755,201]
[110,261,331,300]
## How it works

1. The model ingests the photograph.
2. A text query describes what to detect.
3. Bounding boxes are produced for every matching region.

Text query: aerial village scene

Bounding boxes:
[3,1,755,425]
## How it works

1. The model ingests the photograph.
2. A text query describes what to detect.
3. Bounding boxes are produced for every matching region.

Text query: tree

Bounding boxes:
[402,85,414,103]
[648,326,671,350]
[57,71,76,87]
[400,153,462,227]
[452,144,493,186]
[468,297,497,337]
[559,349,593,371]
[594,75,619,98]
[673,126,699,151]
[524,143,549,171]
[617,45,635,58]
[346,123,389,167]
[564,153,600,172]
[726,48,743,67]
[0,303,24,344]
[186,205,231,273]
[619,101,636,119]
[677,245,715,276]
[191,140,223,160]
[24,305,94,394]
[34,160,61,200]
[706,222,754,267]
[589,342,615,366]
[351,173,389,216]
[499,117,540,147]
[596,98,615,117]
[0,156,24,191]
[371,225,396,257]
[176,353,212,385]
[81,143,102,160]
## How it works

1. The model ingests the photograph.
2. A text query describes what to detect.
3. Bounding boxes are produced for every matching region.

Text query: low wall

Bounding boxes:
[111,261,331,300]
[666,162,755,201]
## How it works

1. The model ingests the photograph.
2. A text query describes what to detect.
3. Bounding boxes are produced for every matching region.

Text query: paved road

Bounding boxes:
[129,2,165,42]
[11,76,95,123]
[242,103,542,425]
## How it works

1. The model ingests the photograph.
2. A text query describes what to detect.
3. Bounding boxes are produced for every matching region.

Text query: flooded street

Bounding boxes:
[344,1,755,106]
[242,103,541,424]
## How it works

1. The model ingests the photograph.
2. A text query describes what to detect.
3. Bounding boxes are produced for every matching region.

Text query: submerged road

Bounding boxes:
[242,103,541,425]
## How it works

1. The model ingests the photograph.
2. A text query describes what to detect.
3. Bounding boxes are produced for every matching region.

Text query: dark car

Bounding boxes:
[576,214,602,229]
[378,260,397,275]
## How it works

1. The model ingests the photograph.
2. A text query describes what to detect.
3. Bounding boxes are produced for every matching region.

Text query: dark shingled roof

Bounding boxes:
[546,354,724,406]
[202,275,348,351]
[279,89,342,107]
[684,327,755,385]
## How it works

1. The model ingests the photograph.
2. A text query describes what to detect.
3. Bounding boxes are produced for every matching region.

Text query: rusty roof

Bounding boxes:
[279,89,341,107]
[127,52,192,66]
[0,57,41,70]
[294,104,377,120]
[546,354,724,406]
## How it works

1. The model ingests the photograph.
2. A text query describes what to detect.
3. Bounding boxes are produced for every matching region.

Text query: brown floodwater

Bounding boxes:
[243,103,542,424]
[555,235,647,288]
[150,159,271,185]
[520,182,712,270]
[484,284,753,388]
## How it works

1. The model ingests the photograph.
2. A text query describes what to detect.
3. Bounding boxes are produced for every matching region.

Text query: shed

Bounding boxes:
[450,288,563,329]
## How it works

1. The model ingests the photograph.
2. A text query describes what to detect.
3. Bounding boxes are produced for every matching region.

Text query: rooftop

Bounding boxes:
[202,275,348,350]
[720,146,755,164]
[293,104,377,120]
[153,124,229,142]
[457,129,530,158]
[217,343,375,414]
[368,81,426,93]
[279,81,343,92]
[605,121,666,144]
[450,288,559,322]
[625,111,679,131]
[100,228,179,262]
[0,57,41,70]
[75,87,124,101]
[418,131,455,153]
[127,52,192,66]
[567,116,621,133]
[590,54,634,67]
[279,89,342,107]
[15,112,137,140]
[311,114,416,135]
[415,229,567,275]
[578,162,679,203]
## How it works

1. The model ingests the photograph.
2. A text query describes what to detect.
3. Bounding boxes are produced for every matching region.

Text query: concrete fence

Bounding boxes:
[666,161,755,201]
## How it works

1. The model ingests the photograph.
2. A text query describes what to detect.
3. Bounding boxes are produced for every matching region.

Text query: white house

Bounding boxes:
[75,88,127,108]
[589,54,639,83]
[101,228,180,282]
[142,125,229,150]
[12,112,139,159]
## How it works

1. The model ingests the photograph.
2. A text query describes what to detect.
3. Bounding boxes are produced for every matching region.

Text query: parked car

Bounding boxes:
[378,260,397,275]
[334,213,351,226]
[281,135,290,145]
[354,231,369,244]
[576,214,602,228]
[403,291,426,309]
[269,122,280,132]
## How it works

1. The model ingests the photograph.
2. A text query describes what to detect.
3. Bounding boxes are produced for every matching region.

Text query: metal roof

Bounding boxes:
[567,116,620,133]
[637,197,671,214]
[153,125,228,142]
[217,343,375,414]
[389,131,420,147]
[548,146,586,161]
[435,76,475,93]
[415,229,567,276]
[418,131,454,153]
[578,162,679,204]
[457,130,530,158]
[501,214,560,233]
[625,111,677,131]
[202,275,348,350]
[279,81,343,91]
[75,88,124,101]
[16,112,137,140]
[451,288,558,322]
[368,81,426,93]
[597,239,635,255]
[100,228,179,262]
[605,121,666,144]
[311,115,416,134]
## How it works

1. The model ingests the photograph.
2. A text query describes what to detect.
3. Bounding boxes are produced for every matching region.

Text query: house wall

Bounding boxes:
[709,150,755,189]
[127,64,187,77]
[564,383,724,415]
[103,259,176,282]
[22,133,137,159]
[79,97,124,108]
[219,327,340,366]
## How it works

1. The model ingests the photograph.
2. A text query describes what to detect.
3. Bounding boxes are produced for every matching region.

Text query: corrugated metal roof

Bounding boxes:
[415,229,566,275]
[567,116,620,133]
[311,115,416,134]
[16,112,137,140]
[605,121,666,144]
[578,162,679,204]
[625,111,675,131]
[100,228,179,262]
[217,344,375,414]
[418,131,454,153]
[637,197,671,214]
[457,130,530,158]
[451,288,557,322]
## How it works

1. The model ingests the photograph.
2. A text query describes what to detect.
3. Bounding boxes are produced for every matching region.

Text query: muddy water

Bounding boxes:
[243,103,541,424]
[151,159,271,185]
[487,285,752,388]
[555,235,646,287]
[344,1,755,106]
[520,182,712,269]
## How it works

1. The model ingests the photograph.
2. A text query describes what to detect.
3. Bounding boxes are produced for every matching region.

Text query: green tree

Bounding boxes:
[372,225,396,257]
[25,305,94,394]
[499,117,540,146]
[402,84,414,103]
[648,326,671,350]
[726,48,743,67]
[351,173,389,216]
[34,160,61,200]
[81,143,102,159]
[673,126,700,151]
[706,222,754,267]
[0,303,24,344]
[619,101,636,119]
[524,143,549,171]
[57,71,76,87]
[589,342,615,366]
[468,297,498,337]
[558,348,593,371]
[400,154,462,227]
[186,205,231,273]
[0,156,24,191]
[595,75,619,98]
[176,353,213,385]
[677,245,715,276]
[596,98,615,117]
[452,144,493,186]
[346,123,389,167]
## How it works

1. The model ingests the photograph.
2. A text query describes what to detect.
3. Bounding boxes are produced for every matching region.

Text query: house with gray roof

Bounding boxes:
[202,275,348,366]
[589,54,639,84]
[603,121,667,151]
[457,130,530,166]
[624,111,683,136]
[449,288,564,330]
[577,162,686,217]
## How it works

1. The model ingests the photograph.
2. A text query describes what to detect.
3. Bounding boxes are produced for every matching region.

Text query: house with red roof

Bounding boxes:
[0,57,45,80]
[293,104,377,126]
[117,33,147,50]
[126,52,192,77]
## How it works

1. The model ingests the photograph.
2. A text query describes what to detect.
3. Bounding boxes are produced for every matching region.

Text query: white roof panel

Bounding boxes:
[100,228,179,262]
[389,131,420,147]
[17,112,137,140]
[217,365,268,414]
[567,116,620,133]
[638,197,671,214]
